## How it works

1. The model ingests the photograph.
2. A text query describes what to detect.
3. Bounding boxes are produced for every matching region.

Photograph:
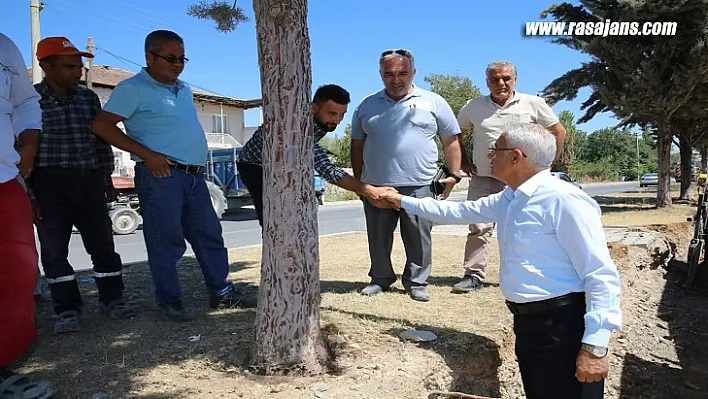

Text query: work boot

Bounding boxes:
[158,300,195,322]
[210,287,253,309]
[54,310,81,334]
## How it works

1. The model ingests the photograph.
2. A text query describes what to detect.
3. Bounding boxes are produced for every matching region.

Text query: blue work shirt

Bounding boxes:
[400,169,622,347]
[103,68,207,166]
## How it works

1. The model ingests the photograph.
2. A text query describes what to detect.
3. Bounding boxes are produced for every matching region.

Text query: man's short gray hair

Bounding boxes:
[504,123,556,169]
[379,49,415,69]
[486,60,517,78]
[145,30,184,53]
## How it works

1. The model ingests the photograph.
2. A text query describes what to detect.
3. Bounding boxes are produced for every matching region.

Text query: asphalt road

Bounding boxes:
[53,180,642,271]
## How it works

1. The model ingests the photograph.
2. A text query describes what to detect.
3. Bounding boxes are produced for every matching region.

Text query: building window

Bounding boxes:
[212,114,230,134]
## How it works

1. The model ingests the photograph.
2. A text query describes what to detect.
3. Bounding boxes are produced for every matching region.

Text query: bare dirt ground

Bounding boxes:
[15,190,708,399]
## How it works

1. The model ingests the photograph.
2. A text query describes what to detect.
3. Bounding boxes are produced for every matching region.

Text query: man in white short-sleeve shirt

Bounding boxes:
[451,60,566,293]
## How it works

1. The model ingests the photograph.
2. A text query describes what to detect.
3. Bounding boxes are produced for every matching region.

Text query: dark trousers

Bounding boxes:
[363,185,434,289]
[32,169,124,315]
[134,164,231,305]
[236,162,264,227]
[513,296,605,399]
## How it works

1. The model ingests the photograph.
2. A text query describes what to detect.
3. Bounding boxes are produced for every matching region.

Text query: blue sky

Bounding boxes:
[4,0,620,138]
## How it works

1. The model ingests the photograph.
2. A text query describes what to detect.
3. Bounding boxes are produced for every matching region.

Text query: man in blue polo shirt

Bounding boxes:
[350,49,463,302]
[92,30,243,322]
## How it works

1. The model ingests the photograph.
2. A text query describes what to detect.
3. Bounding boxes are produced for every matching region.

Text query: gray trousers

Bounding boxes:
[363,185,434,289]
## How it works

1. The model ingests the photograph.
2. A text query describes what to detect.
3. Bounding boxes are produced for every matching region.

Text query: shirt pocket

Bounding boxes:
[145,95,180,119]
[0,63,12,101]
[507,112,533,125]
[406,107,437,134]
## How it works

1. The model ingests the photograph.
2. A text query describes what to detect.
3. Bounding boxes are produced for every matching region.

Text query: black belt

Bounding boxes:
[506,292,584,316]
[137,161,204,175]
[33,167,100,177]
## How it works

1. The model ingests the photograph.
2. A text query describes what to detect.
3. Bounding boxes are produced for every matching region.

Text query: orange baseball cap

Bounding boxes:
[36,37,94,60]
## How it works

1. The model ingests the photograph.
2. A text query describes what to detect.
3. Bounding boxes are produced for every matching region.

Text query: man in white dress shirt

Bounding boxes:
[0,32,55,398]
[379,123,621,399]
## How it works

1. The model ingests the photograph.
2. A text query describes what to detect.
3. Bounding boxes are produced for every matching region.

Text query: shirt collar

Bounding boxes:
[376,84,422,102]
[313,119,328,141]
[37,80,76,102]
[485,91,518,107]
[139,68,186,89]
[515,168,552,198]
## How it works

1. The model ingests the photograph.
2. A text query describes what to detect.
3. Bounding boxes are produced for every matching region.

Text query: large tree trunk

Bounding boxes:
[701,143,708,173]
[656,125,673,207]
[252,0,327,376]
[678,133,694,200]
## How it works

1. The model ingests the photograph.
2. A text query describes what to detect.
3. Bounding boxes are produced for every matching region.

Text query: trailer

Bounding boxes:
[205,147,326,212]
[205,147,252,218]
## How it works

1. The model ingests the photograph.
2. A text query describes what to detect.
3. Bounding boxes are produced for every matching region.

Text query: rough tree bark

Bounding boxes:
[656,125,673,207]
[678,134,694,201]
[561,137,574,174]
[251,0,327,376]
[701,143,708,173]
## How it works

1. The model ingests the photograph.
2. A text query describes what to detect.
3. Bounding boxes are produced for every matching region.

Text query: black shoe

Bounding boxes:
[452,275,484,293]
[360,284,385,296]
[158,300,195,322]
[210,288,248,309]
[408,286,430,302]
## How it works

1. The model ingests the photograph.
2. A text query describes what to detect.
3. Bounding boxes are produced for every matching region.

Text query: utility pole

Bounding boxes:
[30,0,42,83]
[636,132,641,181]
[85,37,94,89]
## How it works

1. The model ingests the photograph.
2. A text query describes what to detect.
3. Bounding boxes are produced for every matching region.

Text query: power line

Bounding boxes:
[90,0,179,31]
[42,5,141,34]
[98,0,166,20]
[45,0,154,34]
[94,46,235,99]
[95,47,142,71]
[43,4,144,34]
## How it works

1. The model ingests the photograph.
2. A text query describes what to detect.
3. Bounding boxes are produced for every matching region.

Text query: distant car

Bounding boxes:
[550,172,582,190]
[639,173,659,187]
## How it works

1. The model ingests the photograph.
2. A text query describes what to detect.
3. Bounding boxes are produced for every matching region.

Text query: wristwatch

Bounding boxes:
[449,172,462,183]
[581,343,608,358]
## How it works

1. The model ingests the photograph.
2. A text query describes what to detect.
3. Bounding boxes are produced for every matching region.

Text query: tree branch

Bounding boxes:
[187,0,249,32]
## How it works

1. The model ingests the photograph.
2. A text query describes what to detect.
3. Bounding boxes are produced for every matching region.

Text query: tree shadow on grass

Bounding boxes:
[319,276,499,296]
[22,258,260,398]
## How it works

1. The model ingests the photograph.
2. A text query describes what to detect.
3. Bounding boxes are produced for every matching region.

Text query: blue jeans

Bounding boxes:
[135,163,231,304]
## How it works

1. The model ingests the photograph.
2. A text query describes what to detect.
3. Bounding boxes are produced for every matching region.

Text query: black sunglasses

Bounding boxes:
[150,52,189,65]
[381,49,412,58]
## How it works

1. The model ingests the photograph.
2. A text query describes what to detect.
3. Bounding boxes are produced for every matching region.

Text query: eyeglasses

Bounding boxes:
[488,147,528,157]
[381,49,412,58]
[150,52,189,64]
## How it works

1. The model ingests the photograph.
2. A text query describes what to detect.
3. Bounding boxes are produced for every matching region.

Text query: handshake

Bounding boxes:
[359,169,460,210]
[361,186,403,210]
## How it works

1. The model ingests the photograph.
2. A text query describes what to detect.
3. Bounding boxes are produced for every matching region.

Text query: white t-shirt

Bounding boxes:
[457,92,559,177]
